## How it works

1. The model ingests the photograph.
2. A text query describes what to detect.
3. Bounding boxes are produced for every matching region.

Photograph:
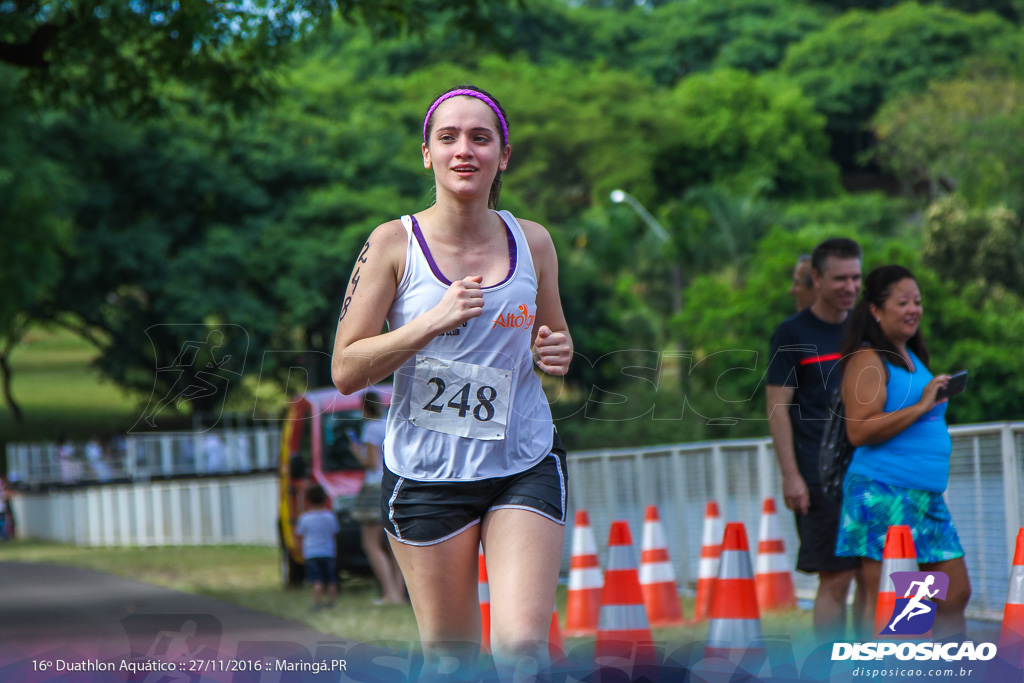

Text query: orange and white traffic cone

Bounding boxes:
[565,509,604,637]
[1000,528,1024,666]
[692,501,724,623]
[549,604,565,662]
[874,525,921,638]
[639,505,685,627]
[755,498,797,613]
[595,521,657,671]
[479,544,491,651]
[705,522,764,660]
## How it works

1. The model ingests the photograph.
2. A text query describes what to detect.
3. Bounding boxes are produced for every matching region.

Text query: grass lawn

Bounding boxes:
[0,326,143,445]
[0,541,815,649]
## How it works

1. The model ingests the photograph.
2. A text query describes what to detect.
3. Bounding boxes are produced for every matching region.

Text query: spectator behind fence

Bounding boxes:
[85,435,114,483]
[766,237,865,640]
[791,254,816,311]
[57,435,77,485]
[836,264,970,640]
[235,433,252,472]
[203,433,226,473]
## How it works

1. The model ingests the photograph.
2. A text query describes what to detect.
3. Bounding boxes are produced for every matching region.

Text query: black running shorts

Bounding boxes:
[381,432,568,546]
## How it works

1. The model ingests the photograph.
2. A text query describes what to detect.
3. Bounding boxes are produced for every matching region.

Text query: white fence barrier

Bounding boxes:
[563,422,1024,621]
[11,474,278,547]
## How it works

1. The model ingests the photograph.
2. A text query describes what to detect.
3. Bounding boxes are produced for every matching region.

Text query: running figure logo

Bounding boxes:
[884,571,949,635]
[132,325,247,433]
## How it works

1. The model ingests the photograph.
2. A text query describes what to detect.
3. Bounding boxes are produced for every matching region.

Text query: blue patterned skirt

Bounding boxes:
[835,473,964,563]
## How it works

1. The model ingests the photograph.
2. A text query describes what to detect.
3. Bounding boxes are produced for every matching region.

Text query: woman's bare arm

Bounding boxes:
[842,348,949,447]
[520,219,572,376]
[331,221,486,394]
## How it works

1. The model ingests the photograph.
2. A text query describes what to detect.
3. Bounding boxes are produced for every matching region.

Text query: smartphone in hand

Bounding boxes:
[936,370,968,401]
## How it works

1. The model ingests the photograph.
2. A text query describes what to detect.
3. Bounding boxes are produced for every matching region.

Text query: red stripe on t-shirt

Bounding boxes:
[799,353,841,365]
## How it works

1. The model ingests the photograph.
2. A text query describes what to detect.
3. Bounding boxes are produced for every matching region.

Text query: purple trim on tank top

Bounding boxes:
[409,214,517,289]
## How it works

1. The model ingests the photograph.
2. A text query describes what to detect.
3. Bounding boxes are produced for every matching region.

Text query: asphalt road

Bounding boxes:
[0,562,383,682]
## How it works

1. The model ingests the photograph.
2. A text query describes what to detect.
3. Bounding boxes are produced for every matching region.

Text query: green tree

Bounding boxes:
[629,0,827,83]
[805,0,1024,23]
[652,69,839,201]
[781,3,1012,163]
[0,71,75,422]
[872,74,1024,207]
[1,0,518,112]
[23,63,436,417]
[922,197,1024,297]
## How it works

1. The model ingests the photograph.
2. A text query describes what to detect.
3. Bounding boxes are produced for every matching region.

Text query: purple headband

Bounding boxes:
[422,89,509,146]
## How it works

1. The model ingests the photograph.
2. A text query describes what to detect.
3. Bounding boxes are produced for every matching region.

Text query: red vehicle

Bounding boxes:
[278,385,392,587]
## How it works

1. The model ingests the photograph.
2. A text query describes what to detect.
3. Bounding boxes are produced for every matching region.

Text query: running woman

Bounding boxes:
[331,85,572,680]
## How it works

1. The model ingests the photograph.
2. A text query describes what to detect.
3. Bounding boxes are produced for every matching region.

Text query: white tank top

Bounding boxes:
[383,210,555,481]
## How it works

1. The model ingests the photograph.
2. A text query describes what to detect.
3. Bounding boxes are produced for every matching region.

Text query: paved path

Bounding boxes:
[0,562,379,682]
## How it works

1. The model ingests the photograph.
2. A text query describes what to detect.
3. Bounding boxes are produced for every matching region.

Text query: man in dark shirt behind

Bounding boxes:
[791,254,816,311]
[766,237,865,640]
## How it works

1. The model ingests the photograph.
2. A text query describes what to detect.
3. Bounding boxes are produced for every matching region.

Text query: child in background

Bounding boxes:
[294,485,340,609]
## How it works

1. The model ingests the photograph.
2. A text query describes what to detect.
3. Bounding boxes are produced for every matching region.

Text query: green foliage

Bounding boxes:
[0,70,76,420]
[913,266,1024,424]
[663,182,778,279]
[782,4,1013,132]
[0,74,73,332]
[779,193,912,237]
[805,0,1024,22]
[872,74,1024,207]
[0,326,141,443]
[630,0,828,83]
[922,198,1024,297]
[9,0,1024,437]
[0,0,518,113]
[25,65,437,410]
[652,69,839,200]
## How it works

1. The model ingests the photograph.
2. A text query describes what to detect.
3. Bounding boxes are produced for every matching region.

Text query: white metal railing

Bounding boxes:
[5,428,281,487]
[563,421,1024,621]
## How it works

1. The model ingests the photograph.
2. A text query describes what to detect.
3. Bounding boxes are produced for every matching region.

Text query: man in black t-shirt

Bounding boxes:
[766,238,865,640]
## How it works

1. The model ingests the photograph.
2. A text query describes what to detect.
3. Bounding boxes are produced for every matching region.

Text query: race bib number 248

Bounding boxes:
[409,356,512,441]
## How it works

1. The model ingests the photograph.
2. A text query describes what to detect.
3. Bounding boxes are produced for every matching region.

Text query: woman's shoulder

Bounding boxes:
[369,219,409,248]
[844,345,885,372]
[506,214,556,256]
[358,219,410,275]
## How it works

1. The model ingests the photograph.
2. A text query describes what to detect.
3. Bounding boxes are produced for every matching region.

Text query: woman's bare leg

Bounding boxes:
[481,509,564,682]
[388,526,483,677]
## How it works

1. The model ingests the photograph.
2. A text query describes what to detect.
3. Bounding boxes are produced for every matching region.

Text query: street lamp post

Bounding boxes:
[609,189,682,318]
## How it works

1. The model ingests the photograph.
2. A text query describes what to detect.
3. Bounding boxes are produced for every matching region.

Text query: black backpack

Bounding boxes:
[819,388,854,502]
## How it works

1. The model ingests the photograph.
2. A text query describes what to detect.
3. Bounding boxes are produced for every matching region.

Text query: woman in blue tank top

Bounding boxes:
[835,265,970,640]
[330,86,573,680]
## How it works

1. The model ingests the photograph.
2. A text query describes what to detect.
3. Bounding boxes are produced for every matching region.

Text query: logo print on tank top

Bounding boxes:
[492,304,535,330]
